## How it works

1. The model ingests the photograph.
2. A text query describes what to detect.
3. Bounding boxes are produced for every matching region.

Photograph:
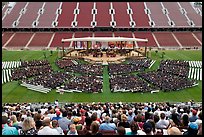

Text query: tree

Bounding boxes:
[161,52,165,58]
[155,50,158,56]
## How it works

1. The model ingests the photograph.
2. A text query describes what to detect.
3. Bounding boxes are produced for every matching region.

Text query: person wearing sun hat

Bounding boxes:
[189,109,198,122]
[183,122,199,135]
[52,110,62,121]
[167,127,182,135]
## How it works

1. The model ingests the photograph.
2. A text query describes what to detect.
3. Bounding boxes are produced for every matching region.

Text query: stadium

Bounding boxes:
[2,2,202,135]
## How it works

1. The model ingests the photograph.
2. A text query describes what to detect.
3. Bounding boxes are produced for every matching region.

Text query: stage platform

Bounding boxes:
[66,50,144,64]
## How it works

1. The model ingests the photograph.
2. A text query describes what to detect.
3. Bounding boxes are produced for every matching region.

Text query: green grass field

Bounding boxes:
[2,49,202,103]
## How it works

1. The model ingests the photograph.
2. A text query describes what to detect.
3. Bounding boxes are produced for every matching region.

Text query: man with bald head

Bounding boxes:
[38,117,60,135]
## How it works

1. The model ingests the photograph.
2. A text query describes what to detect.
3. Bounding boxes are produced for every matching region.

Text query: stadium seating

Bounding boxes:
[145,2,169,27]
[95,2,111,27]
[153,32,180,48]
[2,4,8,17]
[134,32,157,47]
[113,2,130,28]
[57,2,77,27]
[74,32,93,38]
[179,2,202,27]
[50,32,73,48]
[37,2,61,27]
[2,32,14,46]
[4,32,33,48]
[114,31,133,38]
[2,2,27,27]
[129,2,150,27]
[162,2,189,27]
[77,2,93,27]
[173,32,201,47]
[18,2,44,27]
[27,32,53,47]
[93,32,113,37]
[193,31,202,42]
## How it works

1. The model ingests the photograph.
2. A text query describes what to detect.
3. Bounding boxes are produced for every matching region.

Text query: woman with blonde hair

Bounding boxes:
[118,114,130,128]
[10,115,19,129]
[18,117,37,135]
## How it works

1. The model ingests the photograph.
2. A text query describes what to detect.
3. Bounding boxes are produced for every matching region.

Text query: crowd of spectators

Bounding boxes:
[110,75,157,93]
[56,59,74,69]
[127,58,153,69]
[159,60,189,78]
[2,101,202,135]
[22,72,73,89]
[108,64,144,75]
[20,60,50,68]
[65,64,103,76]
[138,71,196,91]
[11,65,52,81]
[62,75,103,93]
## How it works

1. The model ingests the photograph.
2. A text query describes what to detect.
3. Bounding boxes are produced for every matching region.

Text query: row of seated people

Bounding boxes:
[160,60,189,67]
[64,64,103,76]
[22,72,73,89]
[62,75,103,93]
[127,58,153,69]
[110,75,157,93]
[2,101,202,135]
[159,60,189,78]
[20,60,49,68]
[56,59,74,69]
[138,71,196,91]
[108,64,145,75]
[11,65,52,81]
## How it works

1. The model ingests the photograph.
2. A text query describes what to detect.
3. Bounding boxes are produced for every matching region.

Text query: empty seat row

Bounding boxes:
[2,31,202,49]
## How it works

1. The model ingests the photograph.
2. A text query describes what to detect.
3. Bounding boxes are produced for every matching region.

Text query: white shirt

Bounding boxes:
[156,119,169,129]
[38,126,60,135]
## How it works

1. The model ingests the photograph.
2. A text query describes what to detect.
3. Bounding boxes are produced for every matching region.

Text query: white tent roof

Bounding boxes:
[62,37,148,42]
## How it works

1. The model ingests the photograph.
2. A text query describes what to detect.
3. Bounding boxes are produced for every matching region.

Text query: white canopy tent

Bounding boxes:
[61,37,148,42]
